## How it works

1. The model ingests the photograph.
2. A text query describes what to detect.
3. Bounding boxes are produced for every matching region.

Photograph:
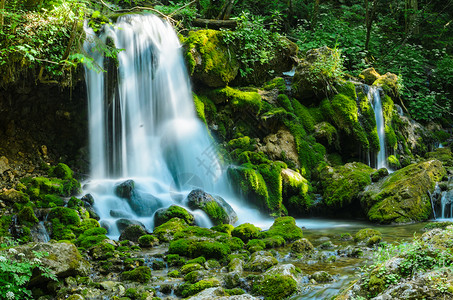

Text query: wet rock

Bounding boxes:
[361,160,446,223]
[118,224,147,242]
[187,287,259,300]
[310,271,334,283]
[0,156,10,174]
[13,242,90,286]
[187,189,238,225]
[244,251,278,272]
[264,264,301,281]
[114,180,162,216]
[257,129,300,168]
[0,188,29,204]
[109,210,133,218]
[371,168,389,182]
[81,194,95,206]
[154,205,195,227]
[360,67,381,85]
[291,238,314,254]
[116,219,146,232]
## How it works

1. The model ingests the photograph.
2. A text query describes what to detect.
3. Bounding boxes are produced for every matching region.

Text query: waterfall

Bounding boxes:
[366,86,387,169]
[83,14,263,237]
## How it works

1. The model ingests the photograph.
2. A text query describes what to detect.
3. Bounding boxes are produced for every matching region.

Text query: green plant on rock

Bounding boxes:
[0,243,57,300]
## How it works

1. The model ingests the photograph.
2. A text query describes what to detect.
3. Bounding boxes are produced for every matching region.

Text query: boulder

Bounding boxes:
[154,205,195,227]
[291,238,314,254]
[14,242,90,285]
[257,129,300,168]
[373,72,399,97]
[361,160,446,223]
[114,180,162,216]
[187,287,259,300]
[244,251,278,272]
[320,162,374,209]
[360,67,381,85]
[118,224,147,242]
[183,29,239,87]
[0,156,10,174]
[187,189,238,225]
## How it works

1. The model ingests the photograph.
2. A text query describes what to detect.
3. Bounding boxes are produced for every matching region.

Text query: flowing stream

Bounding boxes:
[83,14,266,237]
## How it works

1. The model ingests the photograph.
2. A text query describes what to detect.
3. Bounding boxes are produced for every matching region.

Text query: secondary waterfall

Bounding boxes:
[367,86,387,169]
[83,14,258,237]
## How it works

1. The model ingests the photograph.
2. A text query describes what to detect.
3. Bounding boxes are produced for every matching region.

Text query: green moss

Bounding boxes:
[355,228,382,242]
[313,121,339,148]
[91,242,115,260]
[361,160,446,223]
[153,217,188,242]
[48,163,73,180]
[169,239,231,260]
[337,82,357,100]
[155,205,194,227]
[434,130,450,143]
[121,266,152,283]
[387,155,400,169]
[0,215,12,237]
[180,263,204,275]
[252,274,297,300]
[261,216,303,242]
[228,166,269,211]
[262,236,286,248]
[292,99,315,132]
[183,29,239,86]
[257,162,285,214]
[320,162,373,209]
[76,227,108,249]
[385,125,397,150]
[18,206,39,226]
[263,77,286,92]
[168,270,181,278]
[180,278,221,298]
[166,254,185,267]
[138,235,159,248]
[276,94,294,113]
[193,93,206,124]
[186,256,206,265]
[212,87,262,113]
[358,91,379,152]
[246,239,266,250]
[49,207,80,226]
[231,223,261,242]
[211,224,234,235]
[426,148,453,167]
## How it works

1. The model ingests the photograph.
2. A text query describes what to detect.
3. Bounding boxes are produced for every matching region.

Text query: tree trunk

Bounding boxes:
[405,0,419,34]
[0,0,5,27]
[217,0,235,20]
[365,0,377,51]
[193,18,237,29]
[311,0,320,28]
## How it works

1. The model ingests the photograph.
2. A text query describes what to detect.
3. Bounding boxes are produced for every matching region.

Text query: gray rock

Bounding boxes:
[187,189,237,225]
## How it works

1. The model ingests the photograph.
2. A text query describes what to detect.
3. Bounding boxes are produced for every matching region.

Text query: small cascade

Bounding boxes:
[366,85,388,169]
[431,177,453,220]
[83,14,266,238]
[31,222,50,243]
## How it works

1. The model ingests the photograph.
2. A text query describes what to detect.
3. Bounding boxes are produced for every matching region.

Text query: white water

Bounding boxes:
[83,14,269,237]
[367,86,387,169]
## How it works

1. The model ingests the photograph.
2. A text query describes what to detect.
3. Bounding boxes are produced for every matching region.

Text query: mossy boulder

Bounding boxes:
[359,67,381,85]
[281,168,312,215]
[373,72,400,98]
[119,224,147,242]
[387,155,401,169]
[320,162,374,209]
[187,189,238,225]
[183,29,239,87]
[180,278,221,298]
[138,234,159,248]
[231,223,261,242]
[354,228,382,244]
[310,271,334,283]
[426,147,453,167]
[0,188,30,204]
[371,168,389,182]
[121,266,152,283]
[252,274,297,300]
[153,217,188,242]
[154,205,195,227]
[291,238,314,253]
[48,163,73,180]
[244,251,278,272]
[313,121,340,150]
[361,160,446,223]
[15,242,90,286]
[211,86,262,113]
[260,216,303,242]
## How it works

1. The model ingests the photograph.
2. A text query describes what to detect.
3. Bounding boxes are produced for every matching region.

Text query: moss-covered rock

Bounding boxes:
[48,163,73,180]
[281,168,312,215]
[154,205,195,227]
[119,224,147,243]
[183,29,239,87]
[313,121,340,150]
[152,217,188,242]
[291,238,314,253]
[360,68,381,85]
[138,234,159,248]
[187,189,238,225]
[76,227,108,249]
[18,206,39,226]
[180,278,221,298]
[121,266,152,283]
[426,147,453,167]
[252,273,297,300]
[354,228,382,242]
[371,168,389,182]
[387,155,401,169]
[211,86,262,113]
[260,216,303,242]
[361,160,446,223]
[231,223,261,242]
[373,72,400,98]
[244,251,278,272]
[320,162,374,209]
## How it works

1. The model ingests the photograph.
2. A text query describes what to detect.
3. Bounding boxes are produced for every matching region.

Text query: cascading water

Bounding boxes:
[83,14,261,237]
[366,86,387,169]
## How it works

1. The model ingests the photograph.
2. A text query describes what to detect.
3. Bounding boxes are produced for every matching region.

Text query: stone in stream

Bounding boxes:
[114,179,162,216]
[154,205,195,227]
[187,189,238,225]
